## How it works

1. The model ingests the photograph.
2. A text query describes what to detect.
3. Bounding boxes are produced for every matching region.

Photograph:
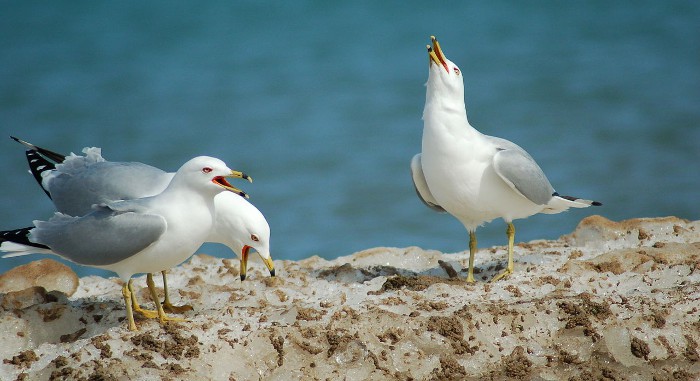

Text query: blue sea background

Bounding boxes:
[1,1,698,278]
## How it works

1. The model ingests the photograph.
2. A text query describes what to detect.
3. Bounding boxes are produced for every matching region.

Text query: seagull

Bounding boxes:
[1,156,248,330]
[8,137,274,313]
[411,36,601,282]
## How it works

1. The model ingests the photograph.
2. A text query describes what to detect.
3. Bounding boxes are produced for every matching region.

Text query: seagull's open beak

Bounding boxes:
[240,245,275,281]
[427,35,449,73]
[213,170,253,199]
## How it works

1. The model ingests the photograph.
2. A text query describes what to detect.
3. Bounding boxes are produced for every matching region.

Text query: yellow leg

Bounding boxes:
[128,279,160,319]
[121,282,137,331]
[466,231,477,283]
[160,271,193,314]
[145,273,186,324]
[491,222,515,282]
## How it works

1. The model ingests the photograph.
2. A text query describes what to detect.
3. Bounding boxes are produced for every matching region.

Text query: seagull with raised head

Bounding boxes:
[9,137,274,312]
[411,36,601,282]
[1,156,248,330]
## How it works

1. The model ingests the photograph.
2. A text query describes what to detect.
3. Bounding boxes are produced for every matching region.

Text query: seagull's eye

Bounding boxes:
[453,67,460,75]
[251,234,259,242]
[202,167,213,173]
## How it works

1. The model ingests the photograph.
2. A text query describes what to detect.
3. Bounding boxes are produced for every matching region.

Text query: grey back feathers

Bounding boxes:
[489,136,555,206]
[31,204,166,266]
[410,154,446,213]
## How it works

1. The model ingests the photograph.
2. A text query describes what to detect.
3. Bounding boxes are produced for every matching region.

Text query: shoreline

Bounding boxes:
[1,215,699,380]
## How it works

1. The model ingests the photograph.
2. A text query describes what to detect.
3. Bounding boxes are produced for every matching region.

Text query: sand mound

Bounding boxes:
[1,215,698,380]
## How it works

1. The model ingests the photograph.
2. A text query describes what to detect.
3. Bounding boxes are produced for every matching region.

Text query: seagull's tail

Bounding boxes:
[0,227,53,258]
[541,193,602,214]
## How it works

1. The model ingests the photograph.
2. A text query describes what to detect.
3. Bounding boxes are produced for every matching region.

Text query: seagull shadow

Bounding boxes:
[309,255,509,289]
[309,260,481,287]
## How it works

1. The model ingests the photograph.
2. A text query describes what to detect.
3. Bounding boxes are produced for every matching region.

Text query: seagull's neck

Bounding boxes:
[422,97,479,139]
[158,178,216,208]
[154,185,217,236]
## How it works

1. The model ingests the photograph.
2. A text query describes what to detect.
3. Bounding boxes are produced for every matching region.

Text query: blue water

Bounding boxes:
[1,2,698,278]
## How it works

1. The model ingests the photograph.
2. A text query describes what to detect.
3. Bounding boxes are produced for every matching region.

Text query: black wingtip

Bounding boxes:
[553,192,602,206]
[25,150,55,199]
[11,136,67,163]
[10,136,37,151]
[0,227,49,249]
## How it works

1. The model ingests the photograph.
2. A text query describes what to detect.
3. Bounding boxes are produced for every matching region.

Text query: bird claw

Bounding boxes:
[134,307,161,320]
[160,315,187,324]
[490,268,512,282]
[162,302,194,314]
[136,306,187,323]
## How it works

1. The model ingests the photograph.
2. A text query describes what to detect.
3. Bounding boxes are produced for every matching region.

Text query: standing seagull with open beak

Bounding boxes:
[411,36,601,282]
[8,137,274,313]
[1,156,249,330]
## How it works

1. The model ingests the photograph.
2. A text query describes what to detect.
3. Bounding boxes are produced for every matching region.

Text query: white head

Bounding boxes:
[425,36,466,112]
[170,156,251,198]
[210,191,274,280]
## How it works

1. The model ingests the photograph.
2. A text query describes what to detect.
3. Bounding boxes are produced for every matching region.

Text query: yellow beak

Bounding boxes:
[240,245,275,281]
[427,35,449,72]
[212,170,253,198]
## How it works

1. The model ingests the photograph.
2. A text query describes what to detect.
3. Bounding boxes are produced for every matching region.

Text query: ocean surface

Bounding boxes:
[1,1,698,278]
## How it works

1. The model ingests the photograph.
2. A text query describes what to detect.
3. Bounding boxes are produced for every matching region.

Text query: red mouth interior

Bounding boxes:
[433,45,449,72]
[212,176,233,188]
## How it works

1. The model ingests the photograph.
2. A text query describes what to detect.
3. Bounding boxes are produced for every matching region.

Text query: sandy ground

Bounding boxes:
[0,215,699,381]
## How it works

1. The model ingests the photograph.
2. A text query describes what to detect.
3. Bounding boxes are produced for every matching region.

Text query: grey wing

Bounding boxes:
[410,154,446,213]
[31,206,167,266]
[46,161,173,216]
[491,138,554,206]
